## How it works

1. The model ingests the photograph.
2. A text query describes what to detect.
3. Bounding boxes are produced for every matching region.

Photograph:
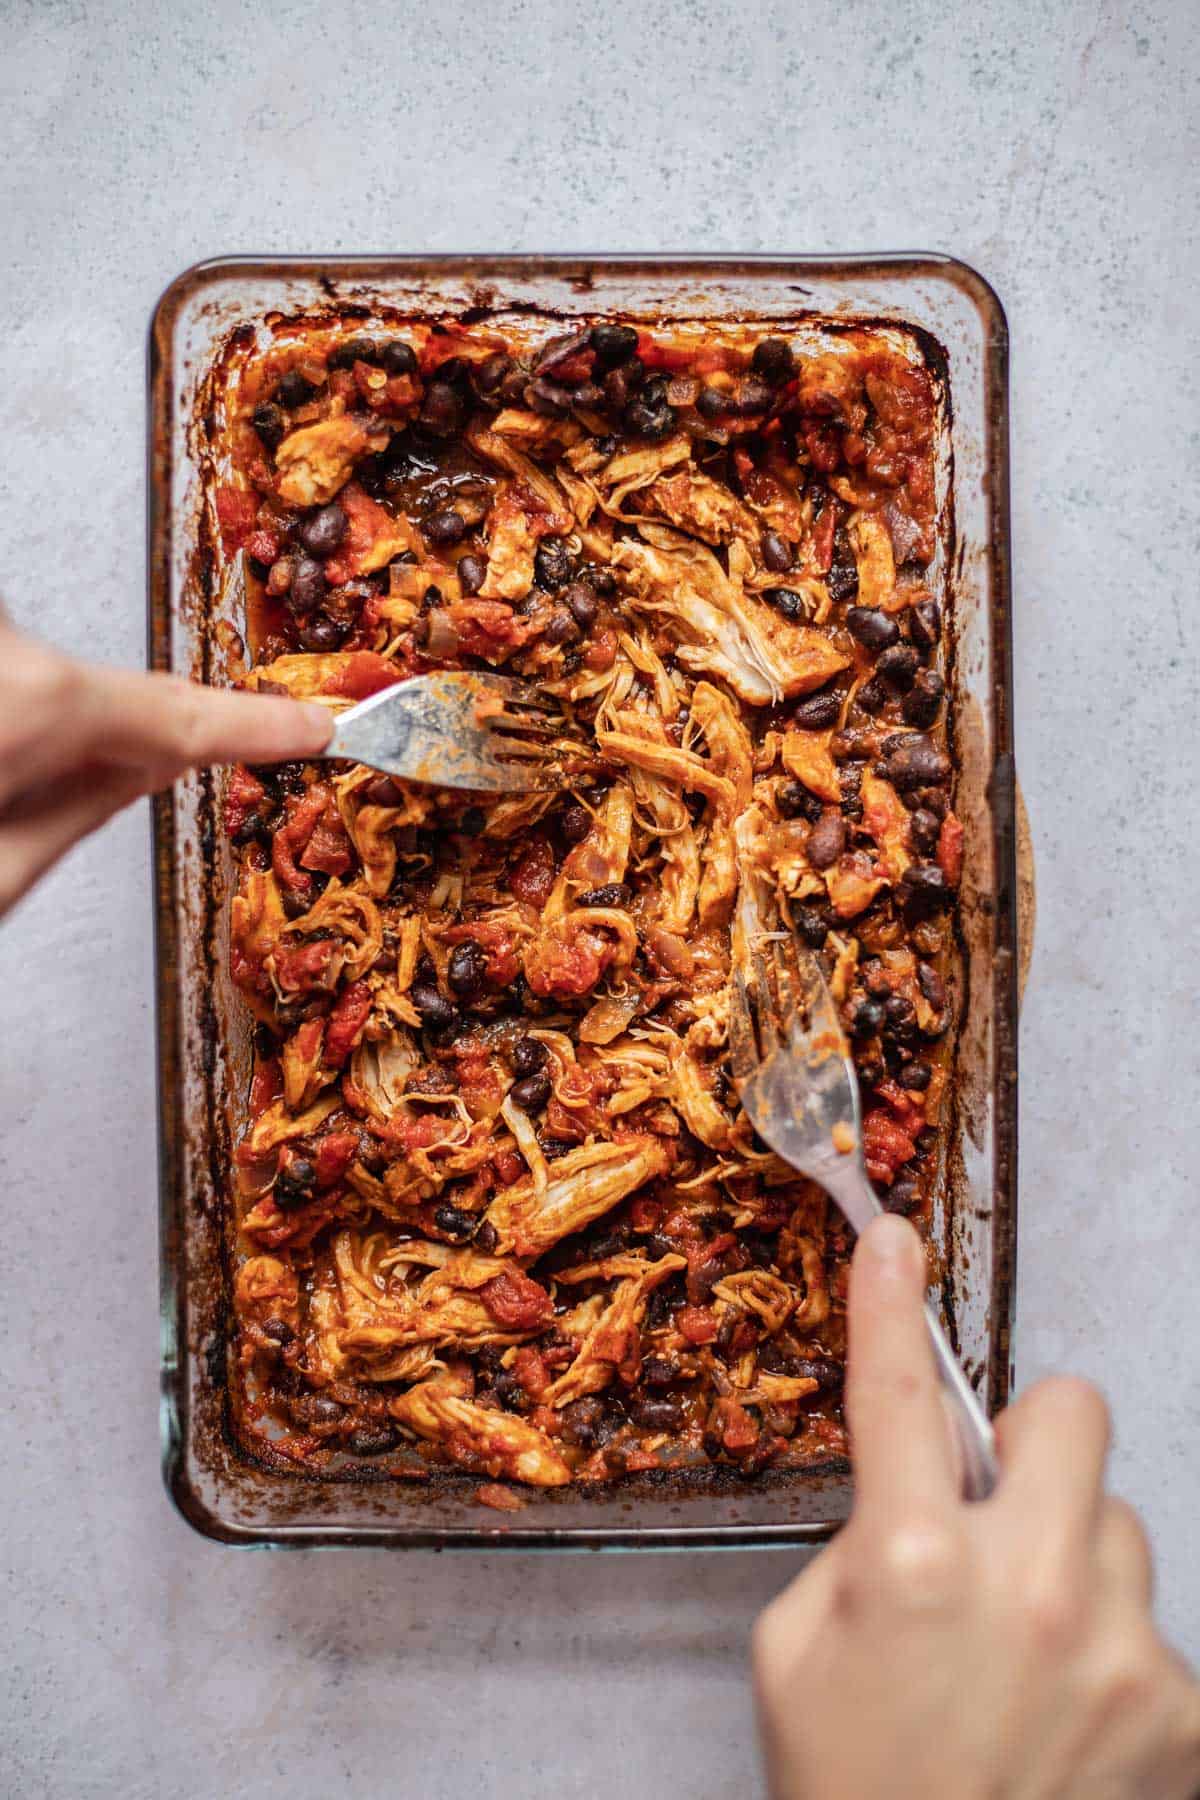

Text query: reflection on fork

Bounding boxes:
[316,671,578,793]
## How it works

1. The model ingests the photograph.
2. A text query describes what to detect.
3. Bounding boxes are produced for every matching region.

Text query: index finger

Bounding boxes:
[846,1213,957,1517]
[88,669,333,779]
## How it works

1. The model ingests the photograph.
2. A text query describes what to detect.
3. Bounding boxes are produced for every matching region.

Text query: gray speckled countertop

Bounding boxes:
[2,2,1197,1794]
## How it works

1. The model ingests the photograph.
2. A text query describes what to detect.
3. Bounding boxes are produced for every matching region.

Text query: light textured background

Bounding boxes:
[2,1,1197,1794]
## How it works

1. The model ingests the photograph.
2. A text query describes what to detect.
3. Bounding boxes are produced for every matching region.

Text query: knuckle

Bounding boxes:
[1032,1374,1111,1441]
[873,1518,967,1611]
[1089,1634,1161,1717]
[1019,1571,1088,1653]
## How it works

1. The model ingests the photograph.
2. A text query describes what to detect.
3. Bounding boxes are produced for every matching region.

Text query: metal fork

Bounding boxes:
[728,873,998,1501]
[315,671,563,792]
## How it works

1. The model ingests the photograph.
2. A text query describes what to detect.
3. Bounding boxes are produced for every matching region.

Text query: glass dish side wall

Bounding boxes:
[150,256,1015,1547]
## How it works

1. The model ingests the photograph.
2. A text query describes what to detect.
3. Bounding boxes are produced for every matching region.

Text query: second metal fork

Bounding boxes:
[728,854,998,1501]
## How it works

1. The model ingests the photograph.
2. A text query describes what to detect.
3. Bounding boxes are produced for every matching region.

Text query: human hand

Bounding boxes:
[754,1213,1200,1799]
[0,617,331,916]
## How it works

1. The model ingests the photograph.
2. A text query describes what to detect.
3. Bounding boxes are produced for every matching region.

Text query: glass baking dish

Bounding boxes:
[149,254,1017,1548]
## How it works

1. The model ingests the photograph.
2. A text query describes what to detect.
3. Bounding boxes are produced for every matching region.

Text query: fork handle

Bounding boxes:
[922,1304,999,1501]
[822,1163,998,1502]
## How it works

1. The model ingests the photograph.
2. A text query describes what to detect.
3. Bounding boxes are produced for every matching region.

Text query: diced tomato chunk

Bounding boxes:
[512,1345,550,1399]
[325,980,372,1066]
[937,812,964,887]
[479,1271,555,1332]
[313,1132,358,1189]
[299,810,353,877]
[862,1108,918,1186]
[321,652,403,701]
[509,839,556,909]
[224,767,265,839]
[273,940,337,993]
[244,528,280,565]
[215,485,259,551]
[676,1305,719,1346]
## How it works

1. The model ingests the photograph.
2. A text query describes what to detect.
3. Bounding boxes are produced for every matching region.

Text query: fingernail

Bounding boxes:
[862,1212,919,1265]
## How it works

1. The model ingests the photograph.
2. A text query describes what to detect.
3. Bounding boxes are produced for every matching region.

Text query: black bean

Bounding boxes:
[447,940,488,1002]
[298,614,344,652]
[473,351,516,398]
[558,804,591,845]
[412,984,458,1032]
[510,1070,552,1112]
[261,1317,294,1347]
[641,1354,679,1389]
[793,688,842,729]
[856,677,889,716]
[343,1424,397,1456]
[767,586,807,621]
[899,1058,933,1091]
[425,507,467,546]
[630,1396,683,1432]
[880,734,951,791]
[560,1397,605,1447]
[565,581,599,627]
[751,336,796,384]
[288,556,326,615]
[577,883,631,908]
[604,360,644,410]
[457,553,487,596]
[917,962,947,1010]
[290,1394,344,1428]
[251,403,285,452]
[543,608,578,646]
[528,376,572,416]
[297,504,348,559]
[883,994,917,1040]
[475,1221,499,1253]
[876,642,919,691]
[624,393,676,440]
[419,380,465,437]
[850,997,885,1037]
[434,1204,480,1242]
[733,378,775,417]
[909,807,941,853]
[761,530,793,573]
[275,369,318,407]
[855,1051,886,1086]
[583,564,616,596]
[909,599,942,648]
[826,559,859,603]
[590,323,640,366]
[860,960,890,996]
[380,339,418,376]
[898,863,951,922]
[776,779,823,823]
[806,810,845,869]
[328,335,379,369]
[695,384,729,420]
[846,606,899,651]
[534,538,574,590]
[793,903,830,948]
[511,1036,549,1076]
[274,1157,316,1211]
[903,669,945,727]
[885,1177,922,1216]
[794,1356,844,1392]
[457,806,485,838]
